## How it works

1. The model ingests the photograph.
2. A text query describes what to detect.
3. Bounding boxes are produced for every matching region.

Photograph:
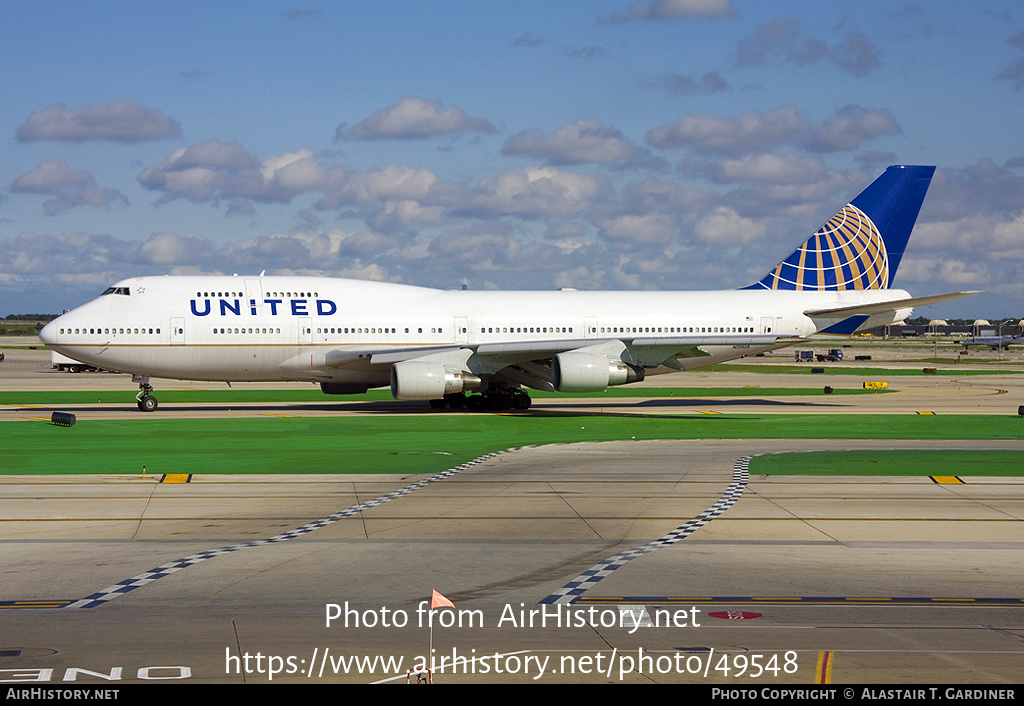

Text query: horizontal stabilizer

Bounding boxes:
[804,291,979,318]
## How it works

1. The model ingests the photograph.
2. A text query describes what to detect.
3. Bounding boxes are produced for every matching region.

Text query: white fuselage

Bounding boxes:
[40,275,912,387]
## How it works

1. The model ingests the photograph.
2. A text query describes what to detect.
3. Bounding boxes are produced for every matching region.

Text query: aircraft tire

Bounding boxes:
[445,392,467,409]
[139,395,158,412]
[485,394,512,411]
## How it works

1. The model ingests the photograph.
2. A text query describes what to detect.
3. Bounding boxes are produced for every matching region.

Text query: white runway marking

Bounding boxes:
[538,456,751,605]
[65,448,526,609]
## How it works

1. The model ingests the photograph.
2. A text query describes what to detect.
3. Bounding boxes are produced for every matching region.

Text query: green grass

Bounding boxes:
[701,364,1023,375]
[0,325,46,337]
[4,413,1022,476]
[0,385,883,406]
[910,357,1024,365]
[750,450,1023,477]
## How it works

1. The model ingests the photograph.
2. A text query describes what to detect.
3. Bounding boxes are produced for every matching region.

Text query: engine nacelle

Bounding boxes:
[552,351,645,393]
[390,360,482,400]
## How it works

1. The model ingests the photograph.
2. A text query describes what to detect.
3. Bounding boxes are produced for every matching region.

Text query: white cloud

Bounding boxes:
[616,177,711,215]
[336,97,496,140]
[662,70,729,95]
[138,232,214,266]
[693,206,767,244]
[915,211,1024,259]
[428,228,510,264]
[736,18,825,67]
[260,148,322,186]
[137,141,615,227]
[648,104,898,155]
[11,161,128,215]
[599,0,735,24]
[16,99,181,143]
[138,141,333,207]
[707,153,827,184]
[805,105,899,152]
[503,120,646,165]
[897,257,990,287]
[598,213,677,247]
[319,165,440,206]
[736,19,880,77]
[829,32,881,77]
[461,167,610,218]
[646,105,807,153]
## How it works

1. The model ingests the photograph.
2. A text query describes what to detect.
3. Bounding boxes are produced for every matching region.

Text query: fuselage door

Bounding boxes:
[170,317,185,345]
[245,279,263,311]
[760,316,774,334]
[298,317,312,345]
[454,316,468,344]
[584,316,598,339]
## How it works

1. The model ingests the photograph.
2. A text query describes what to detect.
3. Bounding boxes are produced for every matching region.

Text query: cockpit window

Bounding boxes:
[101,286,130,296]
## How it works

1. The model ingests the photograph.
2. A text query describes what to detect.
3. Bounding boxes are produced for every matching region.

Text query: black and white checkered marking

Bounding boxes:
[65,448,519,609]
[539,455,751,605]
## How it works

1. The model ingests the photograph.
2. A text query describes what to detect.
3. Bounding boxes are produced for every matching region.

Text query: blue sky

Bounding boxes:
[2,1,1023,318]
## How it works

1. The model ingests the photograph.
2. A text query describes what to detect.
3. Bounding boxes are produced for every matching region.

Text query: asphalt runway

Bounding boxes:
[1,343,1023,684]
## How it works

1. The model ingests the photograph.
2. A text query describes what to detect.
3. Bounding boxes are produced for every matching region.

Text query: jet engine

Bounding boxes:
[552,351,644,393]
[390,360,482,400]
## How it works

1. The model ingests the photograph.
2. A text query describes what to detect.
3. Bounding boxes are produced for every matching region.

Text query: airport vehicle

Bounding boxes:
[795,350,814,363]
[52,350,98,373]
[816,348,844,362]
[39,165,973,412]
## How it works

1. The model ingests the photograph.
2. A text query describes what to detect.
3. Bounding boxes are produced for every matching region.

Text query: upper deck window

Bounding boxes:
[101,286,130,296]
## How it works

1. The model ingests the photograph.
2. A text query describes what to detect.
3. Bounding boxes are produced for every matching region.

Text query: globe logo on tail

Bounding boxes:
[759,204,888,291]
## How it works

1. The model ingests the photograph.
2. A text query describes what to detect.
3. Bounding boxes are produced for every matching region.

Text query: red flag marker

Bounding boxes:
[431,590,454,609]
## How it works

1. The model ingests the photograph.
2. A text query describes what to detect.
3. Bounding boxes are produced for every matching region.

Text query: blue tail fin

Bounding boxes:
[745,165,935,291]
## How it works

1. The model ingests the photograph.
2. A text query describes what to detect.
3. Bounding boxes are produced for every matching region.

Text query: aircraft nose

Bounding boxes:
[39,319,57,346]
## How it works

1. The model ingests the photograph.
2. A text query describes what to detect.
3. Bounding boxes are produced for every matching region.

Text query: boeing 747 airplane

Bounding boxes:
[40,165,974,412]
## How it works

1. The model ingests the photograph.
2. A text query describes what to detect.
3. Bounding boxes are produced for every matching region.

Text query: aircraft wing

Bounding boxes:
[326,334,781,372]
[325,289,978,376]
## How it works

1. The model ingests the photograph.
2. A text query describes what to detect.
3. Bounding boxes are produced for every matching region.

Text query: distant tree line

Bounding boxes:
[0,314,59,336]
[5,314,60,321]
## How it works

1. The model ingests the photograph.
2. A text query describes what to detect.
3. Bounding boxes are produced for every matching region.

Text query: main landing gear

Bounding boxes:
[133,375,158,412]
[428,389,532,412]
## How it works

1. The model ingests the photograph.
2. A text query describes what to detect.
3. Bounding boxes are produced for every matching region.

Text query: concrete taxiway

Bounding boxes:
[1,343,1022,684]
